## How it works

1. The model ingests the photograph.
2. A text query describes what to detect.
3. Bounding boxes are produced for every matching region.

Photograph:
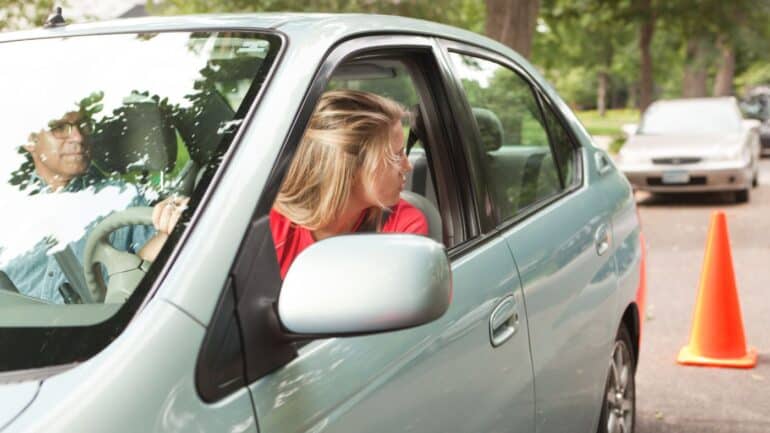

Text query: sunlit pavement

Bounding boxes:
[634,158,770,432]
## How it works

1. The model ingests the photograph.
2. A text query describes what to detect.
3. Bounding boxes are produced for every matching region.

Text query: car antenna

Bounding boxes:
[44,6,67,28]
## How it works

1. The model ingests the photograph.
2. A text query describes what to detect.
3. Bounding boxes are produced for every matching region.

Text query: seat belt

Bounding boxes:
[355,209,393,233]
[52,245,94,303]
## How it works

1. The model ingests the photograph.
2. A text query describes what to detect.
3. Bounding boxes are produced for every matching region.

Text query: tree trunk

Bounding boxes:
[484,0,540,59]
[636,0,655,112]
[712,35,735,96]
[682,37,710,98]
[598,71,609,117]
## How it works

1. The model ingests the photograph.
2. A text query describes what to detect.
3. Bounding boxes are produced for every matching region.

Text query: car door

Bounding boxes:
[442,43,620,433]
[234,35,536,433]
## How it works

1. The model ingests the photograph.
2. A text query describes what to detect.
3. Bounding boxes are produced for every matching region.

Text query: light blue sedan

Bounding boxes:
[0,12,646,433]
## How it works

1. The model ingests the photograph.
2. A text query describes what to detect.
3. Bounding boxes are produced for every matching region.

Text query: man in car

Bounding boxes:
[2,111,185,303]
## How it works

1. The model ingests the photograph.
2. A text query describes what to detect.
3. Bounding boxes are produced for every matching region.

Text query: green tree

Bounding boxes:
[659,0,770,98]
[484,0,540,59]
[535,0,636,114]
[632,0,654,111]
[148,0,485,32]
[0,0,59,30]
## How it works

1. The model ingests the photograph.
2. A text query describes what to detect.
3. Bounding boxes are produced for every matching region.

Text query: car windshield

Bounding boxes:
[741,94,770,121]
[639,100,742,134]
[0,31,279,371]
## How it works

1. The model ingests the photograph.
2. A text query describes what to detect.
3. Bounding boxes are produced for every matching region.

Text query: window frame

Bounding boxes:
[231,34,478,384]
[535,91,584,192]
[436,38,584,237]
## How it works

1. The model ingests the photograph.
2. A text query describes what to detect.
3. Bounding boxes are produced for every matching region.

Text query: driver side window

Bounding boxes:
[267,56,447,280]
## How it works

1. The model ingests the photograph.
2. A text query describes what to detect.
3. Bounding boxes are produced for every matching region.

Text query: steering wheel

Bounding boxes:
[82,207,154,303]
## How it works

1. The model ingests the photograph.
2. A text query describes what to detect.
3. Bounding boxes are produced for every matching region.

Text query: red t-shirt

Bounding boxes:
[270,199,429,278]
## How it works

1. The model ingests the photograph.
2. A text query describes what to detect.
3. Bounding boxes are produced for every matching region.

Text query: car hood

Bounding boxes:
[0,381,40,430]
[623,133,743,158]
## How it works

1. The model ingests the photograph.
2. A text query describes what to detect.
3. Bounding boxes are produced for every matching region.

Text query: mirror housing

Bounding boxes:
[278,234,451,336]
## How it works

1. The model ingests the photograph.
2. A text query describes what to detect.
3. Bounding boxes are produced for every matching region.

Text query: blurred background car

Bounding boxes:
[617,97,761,203]
[740,86,770,156]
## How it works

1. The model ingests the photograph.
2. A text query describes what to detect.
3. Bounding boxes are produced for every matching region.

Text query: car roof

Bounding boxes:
[0,12,511,56]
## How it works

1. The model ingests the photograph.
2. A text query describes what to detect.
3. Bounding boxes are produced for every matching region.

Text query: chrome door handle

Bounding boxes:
[489,295,520,347]
[595,223,611,256]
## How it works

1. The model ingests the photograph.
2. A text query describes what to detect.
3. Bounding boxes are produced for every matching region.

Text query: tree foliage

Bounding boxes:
[0,0,59,30]
[147,0,485,32]
[485,0,539,58]
[533,0,770,111]
[5,0,768,112]
[533,0,636,111]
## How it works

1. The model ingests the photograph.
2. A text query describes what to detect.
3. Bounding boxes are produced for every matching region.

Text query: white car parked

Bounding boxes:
[618,97,761,202]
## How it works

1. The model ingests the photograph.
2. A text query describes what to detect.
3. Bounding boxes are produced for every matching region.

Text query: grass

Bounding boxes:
[574,109,640,136]
[575,108,640,153]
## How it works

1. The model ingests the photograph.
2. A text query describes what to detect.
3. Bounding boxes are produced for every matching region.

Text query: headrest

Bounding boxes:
[91,101,177,174]
[472,108,503,152]
[175,90,235,165]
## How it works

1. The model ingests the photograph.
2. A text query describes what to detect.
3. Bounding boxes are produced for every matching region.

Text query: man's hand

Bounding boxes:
[138,195,190,262]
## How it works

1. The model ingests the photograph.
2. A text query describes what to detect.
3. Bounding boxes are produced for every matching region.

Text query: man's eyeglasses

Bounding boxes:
[49,122,92,139]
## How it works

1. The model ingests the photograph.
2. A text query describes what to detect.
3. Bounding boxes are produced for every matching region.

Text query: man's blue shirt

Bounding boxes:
[2,172,154,303]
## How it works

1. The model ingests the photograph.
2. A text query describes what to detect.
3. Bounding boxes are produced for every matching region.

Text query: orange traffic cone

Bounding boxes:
[677,211,757,368]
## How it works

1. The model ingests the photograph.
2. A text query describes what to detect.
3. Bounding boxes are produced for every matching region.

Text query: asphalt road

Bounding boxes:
[635,158,770,433]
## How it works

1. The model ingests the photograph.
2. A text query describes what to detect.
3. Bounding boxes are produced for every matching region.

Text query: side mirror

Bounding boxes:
[278,234,451,336]
[740,102,762,120]
[621,123,638,136]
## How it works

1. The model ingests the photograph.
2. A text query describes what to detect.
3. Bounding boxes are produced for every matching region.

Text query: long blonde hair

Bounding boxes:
[274,90,406,231]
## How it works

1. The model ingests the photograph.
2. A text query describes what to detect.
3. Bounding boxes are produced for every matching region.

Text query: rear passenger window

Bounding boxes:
[448,52,561,222]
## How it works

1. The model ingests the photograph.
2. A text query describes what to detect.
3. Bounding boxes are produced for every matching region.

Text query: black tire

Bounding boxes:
[597,325,636,433]
[735,189,750,204]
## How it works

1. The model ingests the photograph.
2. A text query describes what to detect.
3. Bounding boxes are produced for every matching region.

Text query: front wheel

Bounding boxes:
[597,325,636,433]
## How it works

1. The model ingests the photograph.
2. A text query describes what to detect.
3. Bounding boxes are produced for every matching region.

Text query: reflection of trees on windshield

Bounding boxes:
[8,147,35,193]
[9,91,105,195]
[7,32,263,198]
[0,32,276,306]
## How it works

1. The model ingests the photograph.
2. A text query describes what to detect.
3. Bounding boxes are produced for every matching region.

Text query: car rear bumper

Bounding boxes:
[621,162,753,193]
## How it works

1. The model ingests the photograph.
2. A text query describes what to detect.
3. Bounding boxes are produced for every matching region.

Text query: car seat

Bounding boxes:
[401,190,442,244]
[90,100,177,177]
[173,89,235,195]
